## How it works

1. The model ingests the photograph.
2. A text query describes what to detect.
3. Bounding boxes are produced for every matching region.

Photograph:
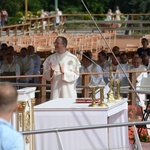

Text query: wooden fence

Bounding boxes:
[0,70,149,106]
[0,13,149,37]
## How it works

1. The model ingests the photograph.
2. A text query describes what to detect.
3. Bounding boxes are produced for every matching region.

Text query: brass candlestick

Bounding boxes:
[98,86,107,107]
[107,63,115,103]
[115,79,123,100]
[89,86,97,107]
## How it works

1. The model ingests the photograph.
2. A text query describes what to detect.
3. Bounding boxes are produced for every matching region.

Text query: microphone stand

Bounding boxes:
[81,0,140,101]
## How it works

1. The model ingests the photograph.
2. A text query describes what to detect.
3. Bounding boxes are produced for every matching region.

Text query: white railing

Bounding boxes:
[22,121,150,150]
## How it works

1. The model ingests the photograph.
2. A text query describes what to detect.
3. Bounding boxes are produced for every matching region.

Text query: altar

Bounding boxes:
[34,98,129,150]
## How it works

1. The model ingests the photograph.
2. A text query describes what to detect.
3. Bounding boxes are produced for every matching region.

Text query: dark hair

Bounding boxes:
[57,36,68,45]
[141,38,149,44]
[21,47,27,52]
[98,50,107,59]
[83,51,92,61]
[120,52,128,57]
[8,46,14,50]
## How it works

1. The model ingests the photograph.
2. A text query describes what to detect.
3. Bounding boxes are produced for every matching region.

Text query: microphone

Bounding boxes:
[77,50,99,66]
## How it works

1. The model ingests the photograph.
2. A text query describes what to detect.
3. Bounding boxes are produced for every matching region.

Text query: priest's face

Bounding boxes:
[54,38,65,53]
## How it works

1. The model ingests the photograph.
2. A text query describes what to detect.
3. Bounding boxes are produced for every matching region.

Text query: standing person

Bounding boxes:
[43,36,81,100]
[104,9,113,21]
[137,38,150,56]
[125,14,132,35]
[55,8,62,26]
[0,82,24,150]
[40,9,48,30]
[1,9,8,26]
[115,6,121,27]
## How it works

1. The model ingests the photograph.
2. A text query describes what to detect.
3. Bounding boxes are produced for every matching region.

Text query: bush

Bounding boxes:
[16,11,23,18]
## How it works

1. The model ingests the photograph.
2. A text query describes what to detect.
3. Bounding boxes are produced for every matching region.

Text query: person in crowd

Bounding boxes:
[115,6,121,21]
[78,51,105,86]
[27,45,41,83]
[141,54,150,70]
[111,54,120,72]
[112,46,120,55]
[55,8,62,26]
[107,46,120,62]
[40,9,48,30]
[97,50,109,71]
[128,56,147,85]
[1,9,8,26]
[115,6,121,27]
[125,15,132,35]
[128,56,148,107]
[120,52,130,97]
[43,36,81,100]
[17,47,34,83]
[120,52,130,78]
[137,38,150,56]
[97,50,109,84]
[77,51,107,99]
[0,43,8,49]
[0,82,24,150]
[7,46,18,61]
[0,52,20,83]
[104,9,113,21]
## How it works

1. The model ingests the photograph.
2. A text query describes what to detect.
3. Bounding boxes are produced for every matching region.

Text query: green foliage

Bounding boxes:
[15,11,23,18]
[1,0,150,25]
[83,14,91,20]
[36,11,41,17]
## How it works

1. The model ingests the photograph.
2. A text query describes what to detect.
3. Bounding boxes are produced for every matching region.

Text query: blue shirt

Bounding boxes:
[0,118,24,150]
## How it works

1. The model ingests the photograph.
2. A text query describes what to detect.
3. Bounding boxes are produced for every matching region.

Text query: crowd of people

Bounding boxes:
[0,35,149,149]
[105,6,121,21]
[40,8,62,30]
[0,43,41,84]
[0,36,150,104]
[77,37,150,108]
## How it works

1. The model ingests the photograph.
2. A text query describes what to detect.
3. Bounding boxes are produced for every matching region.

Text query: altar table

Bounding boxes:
[34,98,129,150]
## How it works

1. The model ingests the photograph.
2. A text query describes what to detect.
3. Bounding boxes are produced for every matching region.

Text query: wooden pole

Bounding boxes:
[25,0,28,21]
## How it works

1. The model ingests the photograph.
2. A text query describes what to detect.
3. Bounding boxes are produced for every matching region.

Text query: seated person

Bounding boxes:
[97,50,109,71]
[27,45,41,83]
[78,51,105,86]
[7,46,18,62]
[137,38,150,56]
[120,52,131,87]
[77,51,107,98]
[17,47,34,83]
[112,46,120,55]
[128,56,148,108]
[141,54,150,70]
[0,52,20,83]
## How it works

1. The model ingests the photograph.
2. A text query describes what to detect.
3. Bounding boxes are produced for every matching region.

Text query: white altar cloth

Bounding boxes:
[34,99,129,150]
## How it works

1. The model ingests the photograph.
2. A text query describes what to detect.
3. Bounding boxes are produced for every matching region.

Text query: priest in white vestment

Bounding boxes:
[43,36,81,100]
